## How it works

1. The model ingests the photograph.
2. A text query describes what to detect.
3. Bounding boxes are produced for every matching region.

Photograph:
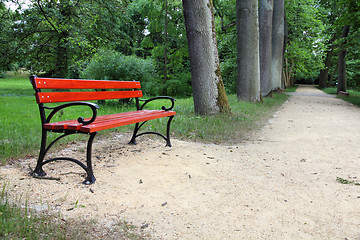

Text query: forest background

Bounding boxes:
[0,0,360,109]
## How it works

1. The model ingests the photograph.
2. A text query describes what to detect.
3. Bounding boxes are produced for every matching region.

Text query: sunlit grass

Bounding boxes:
[320,87,360,107]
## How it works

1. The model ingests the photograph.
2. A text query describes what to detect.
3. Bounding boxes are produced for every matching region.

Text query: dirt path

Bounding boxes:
[1,85,360,239]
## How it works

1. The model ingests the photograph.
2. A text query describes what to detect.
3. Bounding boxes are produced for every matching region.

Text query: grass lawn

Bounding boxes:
[320,87,360,106]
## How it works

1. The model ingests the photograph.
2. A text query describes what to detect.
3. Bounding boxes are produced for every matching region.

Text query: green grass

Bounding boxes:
[284,85,298,92]
[320,87,360,106]
[336,177,360,186]
[1,185,81,239]
[0,185,150,239]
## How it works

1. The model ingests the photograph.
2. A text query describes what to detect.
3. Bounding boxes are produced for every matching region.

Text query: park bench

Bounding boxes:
[30,75,176,184]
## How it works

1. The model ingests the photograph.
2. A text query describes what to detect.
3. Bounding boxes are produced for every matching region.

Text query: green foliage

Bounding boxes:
[163,73,192,97]
[1,0,136,77]
[336,177,360,186]
[81,49,156,93]
[285,0,327,76]
[142,0,190,93]
[214,0,237,94]
[342,30,360,91]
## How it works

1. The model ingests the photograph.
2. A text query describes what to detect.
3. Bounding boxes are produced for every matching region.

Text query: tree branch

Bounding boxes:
[36,0,59,34]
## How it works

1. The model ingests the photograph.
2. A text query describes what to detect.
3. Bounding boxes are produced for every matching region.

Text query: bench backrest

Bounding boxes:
[30,76,143,104]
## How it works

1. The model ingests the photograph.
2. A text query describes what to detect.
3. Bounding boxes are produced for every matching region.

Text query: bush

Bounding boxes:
[164,73,192,97]
[81,49,157,93]
[0,71,5,79]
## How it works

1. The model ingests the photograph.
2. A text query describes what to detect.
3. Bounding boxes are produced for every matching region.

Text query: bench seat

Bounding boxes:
[44,110,176,133]
[30,76,176,184]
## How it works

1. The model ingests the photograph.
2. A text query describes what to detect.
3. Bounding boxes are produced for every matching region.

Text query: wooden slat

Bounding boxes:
[36,90,143,103]
[81,110,176,133]
[31,77,141,89]
[43,110,176,133]
[66,111,151,131]
[44,119,79,131]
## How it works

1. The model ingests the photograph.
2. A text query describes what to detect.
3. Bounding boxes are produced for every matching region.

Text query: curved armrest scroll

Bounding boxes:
[44,102,99,125]
[139,96,176,111]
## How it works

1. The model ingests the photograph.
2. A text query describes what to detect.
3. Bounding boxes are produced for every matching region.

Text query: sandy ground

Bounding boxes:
[1,85,360,239]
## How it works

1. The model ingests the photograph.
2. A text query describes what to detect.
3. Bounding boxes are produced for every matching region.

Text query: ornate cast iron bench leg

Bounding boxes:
[129,115,175,147]
[165,115,174,147]
[32,129,48,177]
[83,132,97,185]
[32,130,97,184]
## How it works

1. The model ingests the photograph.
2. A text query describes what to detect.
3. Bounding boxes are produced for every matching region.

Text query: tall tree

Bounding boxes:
[318,0,338,88]
[235,0,260,102]
[182,0,230,115]
[271,0,284,90]
[337,25,350,93]
[0,2,16,71]
[164,0,169,92]
[319,33,336,88]
[259,0,273,96]
[1,0,130,77]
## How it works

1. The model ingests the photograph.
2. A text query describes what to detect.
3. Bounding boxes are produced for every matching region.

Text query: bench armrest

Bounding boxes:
[139,96,176,111]
[44,102,99,125]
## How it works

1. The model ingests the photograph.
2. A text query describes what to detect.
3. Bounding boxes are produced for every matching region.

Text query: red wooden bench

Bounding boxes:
[30,75,176,184]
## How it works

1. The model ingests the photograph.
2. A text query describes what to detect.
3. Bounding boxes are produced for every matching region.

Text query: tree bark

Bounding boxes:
[271,0,284,91]
[163,0,168,95]
[337,25,350,93]
[54,32,69,78]
[319,33,336,88]
[259,0,273,96]
[182,0,231,115]
[236,0,261,102]
[54,1,71,78]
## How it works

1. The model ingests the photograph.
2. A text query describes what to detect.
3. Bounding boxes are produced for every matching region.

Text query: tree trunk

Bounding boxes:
[282,15,288,88]
[163,0,168,95]
[328,61,338,87]
[182,0,231,115]
[236,0,260,102]
[54,1,70,78]
[319,51,333,88]
[319,33,336,88]
[259,0,273,96]
[271,0,284,91]
[284,58,291,88]
[54,31,69,78]
[337,25,350,93]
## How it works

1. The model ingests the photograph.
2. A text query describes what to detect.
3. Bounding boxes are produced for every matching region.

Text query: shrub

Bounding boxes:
[0,71,5,79]
[81,49,157,93]
[164,73,192,97]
